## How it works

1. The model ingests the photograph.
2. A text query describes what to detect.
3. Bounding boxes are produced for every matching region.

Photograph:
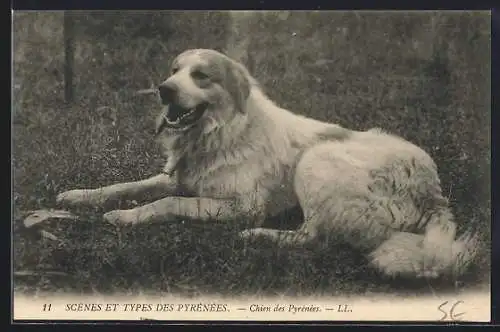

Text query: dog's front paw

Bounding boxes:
[56,189,94,207]
[103,210,138,226]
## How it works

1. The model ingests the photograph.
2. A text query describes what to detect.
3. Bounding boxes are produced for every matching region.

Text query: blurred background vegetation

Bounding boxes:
[12,11,491,296]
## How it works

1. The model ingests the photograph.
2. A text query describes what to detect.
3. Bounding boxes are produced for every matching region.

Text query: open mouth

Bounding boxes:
[163,102,208,128]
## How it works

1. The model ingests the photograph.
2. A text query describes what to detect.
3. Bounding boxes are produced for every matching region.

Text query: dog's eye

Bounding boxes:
[171,67,179,75]
[191,70,209,80]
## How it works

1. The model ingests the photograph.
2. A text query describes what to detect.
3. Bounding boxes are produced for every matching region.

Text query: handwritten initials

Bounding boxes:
[438,300,466,321]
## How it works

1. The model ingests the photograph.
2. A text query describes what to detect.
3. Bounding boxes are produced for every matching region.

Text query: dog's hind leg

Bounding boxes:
[291,141,440,278]
[294,139,478,280]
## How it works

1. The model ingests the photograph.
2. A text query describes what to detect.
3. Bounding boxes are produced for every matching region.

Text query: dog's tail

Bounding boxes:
[369,216,481,280]
[422,221,480,279]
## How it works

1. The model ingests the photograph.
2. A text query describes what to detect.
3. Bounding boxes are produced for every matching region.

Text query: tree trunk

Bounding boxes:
[225,11,255,72]
[63,12,75,104]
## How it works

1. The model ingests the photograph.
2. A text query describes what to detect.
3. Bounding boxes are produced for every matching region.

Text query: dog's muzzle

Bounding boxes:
[157,82,208,129]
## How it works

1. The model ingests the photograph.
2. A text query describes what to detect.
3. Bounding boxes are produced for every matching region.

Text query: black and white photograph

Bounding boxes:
[12,10,491,321]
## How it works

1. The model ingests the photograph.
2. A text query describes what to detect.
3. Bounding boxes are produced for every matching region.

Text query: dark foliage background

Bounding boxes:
[12,11,490,297]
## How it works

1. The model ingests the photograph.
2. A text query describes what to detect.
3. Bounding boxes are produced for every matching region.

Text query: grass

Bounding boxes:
[12,11,491,298]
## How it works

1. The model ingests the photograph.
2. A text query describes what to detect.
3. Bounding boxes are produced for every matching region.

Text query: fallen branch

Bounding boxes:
[135,88,158,96]
[14,270,69,277]
[39,229,60,241]
[23,209,79,228]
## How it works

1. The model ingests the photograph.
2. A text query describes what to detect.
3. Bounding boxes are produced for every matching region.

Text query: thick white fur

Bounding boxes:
[57,49,478,280]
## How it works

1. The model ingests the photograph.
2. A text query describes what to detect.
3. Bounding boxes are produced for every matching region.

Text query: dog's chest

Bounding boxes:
[178,163,263,197]
[177,157,294,200]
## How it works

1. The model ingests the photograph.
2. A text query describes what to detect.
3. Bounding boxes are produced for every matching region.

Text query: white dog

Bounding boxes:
[57,49,478,280]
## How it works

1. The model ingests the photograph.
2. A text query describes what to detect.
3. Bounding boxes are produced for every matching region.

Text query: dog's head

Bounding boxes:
[156,49,251,135]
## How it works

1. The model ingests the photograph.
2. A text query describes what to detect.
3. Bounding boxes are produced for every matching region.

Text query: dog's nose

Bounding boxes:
[158,81,177,103]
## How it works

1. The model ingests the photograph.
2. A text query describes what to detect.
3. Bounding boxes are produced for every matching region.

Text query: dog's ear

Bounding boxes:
[225,60,251,113]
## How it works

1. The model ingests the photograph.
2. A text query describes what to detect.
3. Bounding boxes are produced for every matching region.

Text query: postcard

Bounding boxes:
[12,10,491,323]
